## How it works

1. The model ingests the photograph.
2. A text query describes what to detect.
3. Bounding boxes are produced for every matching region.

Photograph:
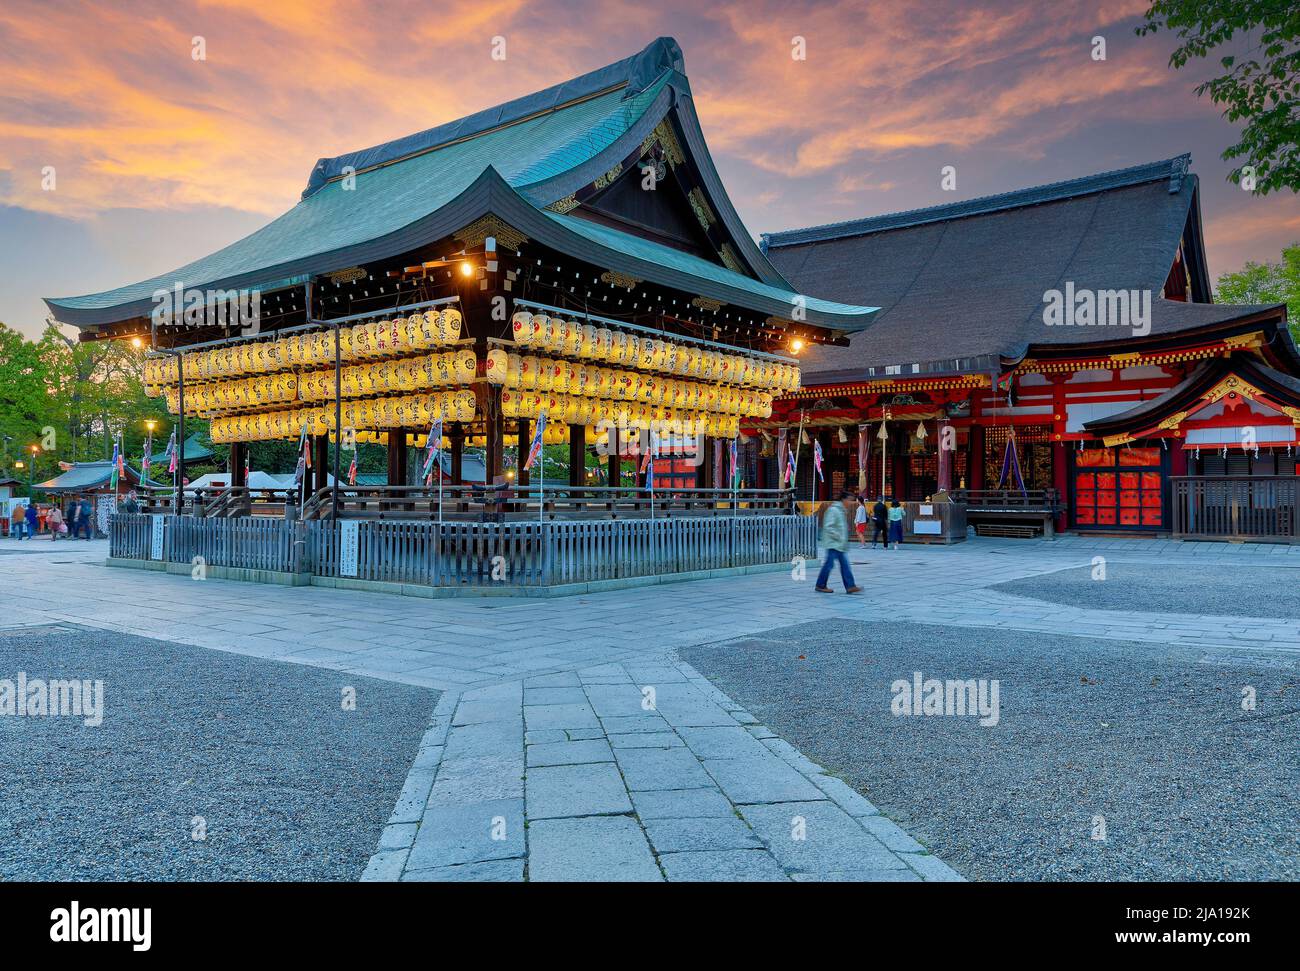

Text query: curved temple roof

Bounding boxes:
[46,37,877,334]
[762,155,1294,383]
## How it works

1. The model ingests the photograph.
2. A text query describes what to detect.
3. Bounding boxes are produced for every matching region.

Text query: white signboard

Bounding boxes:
[919,504,934,516]
[913,520,942,536]
[339,521,360,578]
[150,515,166,560]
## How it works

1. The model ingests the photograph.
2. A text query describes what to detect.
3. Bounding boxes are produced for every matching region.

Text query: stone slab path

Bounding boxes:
[361,659,957,882]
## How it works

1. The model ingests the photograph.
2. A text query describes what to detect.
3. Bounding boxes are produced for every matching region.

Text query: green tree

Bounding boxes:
[1139,1,1300,194]
[0,323,56,475]
[1215,242,1300,338]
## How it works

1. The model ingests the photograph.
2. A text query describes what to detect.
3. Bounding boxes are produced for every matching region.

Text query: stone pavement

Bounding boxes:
[4,533,1298,880]
[360,659,954,882]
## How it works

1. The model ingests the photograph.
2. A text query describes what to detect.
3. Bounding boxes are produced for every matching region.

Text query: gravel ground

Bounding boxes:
[681,619,1299,881]
[993,562,1300,620]
[0,624,438,881]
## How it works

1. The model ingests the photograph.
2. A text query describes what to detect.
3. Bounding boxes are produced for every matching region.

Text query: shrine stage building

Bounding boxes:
[757,156,1299,542]
[43,37,879,591]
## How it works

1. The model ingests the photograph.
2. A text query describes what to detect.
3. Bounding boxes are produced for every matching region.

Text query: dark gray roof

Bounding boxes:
[764,155,1273,382]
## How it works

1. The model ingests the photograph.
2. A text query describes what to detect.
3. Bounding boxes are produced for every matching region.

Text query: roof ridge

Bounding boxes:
[763,154,1193,248]
[301,37,684,198]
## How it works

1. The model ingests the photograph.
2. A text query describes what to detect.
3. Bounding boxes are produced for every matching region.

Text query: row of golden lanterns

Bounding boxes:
[208,390,476,444]
[510,311,798,391]
[157,352,478,419]
[500,390,742,438]
[485,350,773,418]
[143,308,465,390]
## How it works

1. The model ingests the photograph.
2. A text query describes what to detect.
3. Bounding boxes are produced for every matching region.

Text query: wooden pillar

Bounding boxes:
[387,430,408,486]
[1052,440,1068,535]
[230,443,247,488]
[313,436,329,494]
[968,424,985,490]
[516,418,530,486]
[485,388,504,485]
[607,425,622,488]
[449,425,464,485]
[569,425,586,487]
[936,421,952,493]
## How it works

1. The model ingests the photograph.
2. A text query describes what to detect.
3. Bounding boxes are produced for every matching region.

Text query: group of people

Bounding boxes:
[7,496,97,541]
[816,492,907,594]
[853,495,905,550]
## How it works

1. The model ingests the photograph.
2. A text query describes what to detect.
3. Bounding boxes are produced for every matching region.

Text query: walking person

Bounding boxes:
[888,498,905,549]
[815,491,863,595]
[79,496,95,539]
[47,503,63,541]
[854,494,869,548]
[871,495,889,549]
[9,503,25,540]
[25,502,39,540]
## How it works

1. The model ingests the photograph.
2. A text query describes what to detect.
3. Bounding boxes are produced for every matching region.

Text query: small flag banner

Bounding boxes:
[165,430,177,474]
[525,412,547,471]
[643,431,657,490]
[141,433,152,475]
[813,439,824,483]
[109,435,122,490]
[347,451,357,486]
[729,437,740,488]
[421,415,444,485]
[293,425,309,486]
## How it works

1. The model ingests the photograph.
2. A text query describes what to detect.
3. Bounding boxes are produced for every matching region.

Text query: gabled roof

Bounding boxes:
[763,155,1260,381]
[45,38,875,333]
[1083,354,1300,437]
[34,461,157,492]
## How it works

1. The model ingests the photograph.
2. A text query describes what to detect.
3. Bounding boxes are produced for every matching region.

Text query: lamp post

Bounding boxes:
[26,444,39,496]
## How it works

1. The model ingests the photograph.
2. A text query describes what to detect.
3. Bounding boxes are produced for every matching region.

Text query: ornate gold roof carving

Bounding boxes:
[454,215,527,250]
[546,195,579,214]
[600,269,640,289]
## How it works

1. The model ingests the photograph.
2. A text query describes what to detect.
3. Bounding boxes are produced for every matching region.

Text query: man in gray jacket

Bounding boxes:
[816,491,863,594]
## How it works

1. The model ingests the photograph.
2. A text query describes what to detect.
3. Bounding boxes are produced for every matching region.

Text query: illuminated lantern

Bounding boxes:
[638,339,656,370]
[626,335,641,369]
[501,389,520,418]
[486,347,508,385]
[595,328,613,359]
[610,331,628,365]
[649,339,667,370]
[530,315,550,351]
[511,310,534,346]
[580,324,598,357]
[564,322,583,357]
[454,348,476,384]
[505,353,522,387]
[454,389,476,421]
[521,356,539,390]
[548,317,567,352]
[433,352,454,386]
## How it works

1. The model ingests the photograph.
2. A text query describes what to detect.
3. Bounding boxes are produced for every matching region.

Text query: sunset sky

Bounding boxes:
[2,0,1298,338]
